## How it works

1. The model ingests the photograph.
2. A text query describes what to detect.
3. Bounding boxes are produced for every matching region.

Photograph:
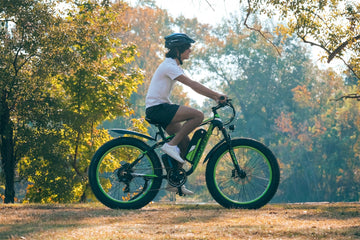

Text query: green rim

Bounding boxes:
[213,146,273,205]
[95,145,155,204]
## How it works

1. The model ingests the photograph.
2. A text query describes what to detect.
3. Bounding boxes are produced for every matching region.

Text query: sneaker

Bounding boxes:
[166,184,194,195]
[161,143,185,164]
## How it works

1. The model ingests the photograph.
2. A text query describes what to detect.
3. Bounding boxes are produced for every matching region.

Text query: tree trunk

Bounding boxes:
[79,183,88,203]
[0,95,16,203]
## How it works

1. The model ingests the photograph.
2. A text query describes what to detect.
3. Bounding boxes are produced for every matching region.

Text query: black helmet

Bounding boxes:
[165,33,195,49]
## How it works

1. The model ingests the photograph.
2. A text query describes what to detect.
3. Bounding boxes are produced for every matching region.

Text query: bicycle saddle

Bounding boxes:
[145,118,162,126]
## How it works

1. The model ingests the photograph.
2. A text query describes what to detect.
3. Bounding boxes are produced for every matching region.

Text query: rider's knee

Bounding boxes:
[194,110,204,123]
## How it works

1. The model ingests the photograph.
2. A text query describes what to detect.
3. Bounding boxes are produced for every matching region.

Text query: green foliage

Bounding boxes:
[21,1,144,203]
[19,127,111,203]
[243,0,360,80]
[1,0,143,203]
[0,0,62,203]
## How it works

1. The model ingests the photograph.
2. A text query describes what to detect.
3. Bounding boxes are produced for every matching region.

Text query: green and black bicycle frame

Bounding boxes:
[110,103,244,181]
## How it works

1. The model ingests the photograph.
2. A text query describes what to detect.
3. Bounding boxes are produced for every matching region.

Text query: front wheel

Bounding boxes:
[88,137,162,209]
[206,138,280,209]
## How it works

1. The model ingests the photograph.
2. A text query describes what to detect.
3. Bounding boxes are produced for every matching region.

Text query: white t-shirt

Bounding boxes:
[145,58,184,108]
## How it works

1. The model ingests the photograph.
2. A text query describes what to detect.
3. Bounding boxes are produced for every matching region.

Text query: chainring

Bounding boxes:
[167,168,187,187]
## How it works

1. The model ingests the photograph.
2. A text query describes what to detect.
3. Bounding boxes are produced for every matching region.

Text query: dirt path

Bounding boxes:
[1,202,359,239]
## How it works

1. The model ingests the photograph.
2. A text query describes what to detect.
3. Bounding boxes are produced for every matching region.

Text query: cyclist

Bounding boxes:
[145,33,226,195]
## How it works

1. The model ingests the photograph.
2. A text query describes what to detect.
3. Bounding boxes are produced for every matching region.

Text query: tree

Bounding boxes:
[1,0,144,203]
[18,1,144,203]
[0,0,62,203]
[275,71,360,202]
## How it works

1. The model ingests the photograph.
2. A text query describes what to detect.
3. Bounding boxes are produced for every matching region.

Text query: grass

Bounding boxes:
[0,202,359,239]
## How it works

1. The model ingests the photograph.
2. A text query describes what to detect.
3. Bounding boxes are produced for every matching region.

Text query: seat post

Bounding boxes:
[145,118,168,141]
[156,124,167,141]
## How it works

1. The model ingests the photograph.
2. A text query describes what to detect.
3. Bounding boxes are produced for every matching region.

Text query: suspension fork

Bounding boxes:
[220,127,247,178]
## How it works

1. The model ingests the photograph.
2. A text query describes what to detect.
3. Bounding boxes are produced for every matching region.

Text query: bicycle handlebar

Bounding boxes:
[212,98,232,110]
[212,98,236,126]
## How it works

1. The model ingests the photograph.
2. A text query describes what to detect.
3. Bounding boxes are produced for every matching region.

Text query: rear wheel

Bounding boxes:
[89,137,162,209]
[206,138,280,209]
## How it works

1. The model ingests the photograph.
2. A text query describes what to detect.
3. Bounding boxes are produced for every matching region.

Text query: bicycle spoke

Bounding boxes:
[207,139,279,208]
[93,143,161,205]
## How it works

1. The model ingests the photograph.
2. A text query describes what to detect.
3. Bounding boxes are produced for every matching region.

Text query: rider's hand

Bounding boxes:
[217,95,227,104]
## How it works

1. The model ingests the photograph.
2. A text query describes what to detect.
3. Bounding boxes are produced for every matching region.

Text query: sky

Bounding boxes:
[154,0,242,26]
[126,0,242,26]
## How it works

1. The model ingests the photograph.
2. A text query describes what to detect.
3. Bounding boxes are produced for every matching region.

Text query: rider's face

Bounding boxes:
[181,47,191,61]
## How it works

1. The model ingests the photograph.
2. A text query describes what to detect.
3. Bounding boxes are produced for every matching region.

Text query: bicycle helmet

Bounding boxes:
[165,33,195,49]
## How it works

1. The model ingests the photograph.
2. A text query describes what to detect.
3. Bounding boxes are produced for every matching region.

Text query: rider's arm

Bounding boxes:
[175,74,225,102]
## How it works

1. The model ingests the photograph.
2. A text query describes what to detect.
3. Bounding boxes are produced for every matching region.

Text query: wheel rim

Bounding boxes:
[95,145,155,204]
[213,146,273,205]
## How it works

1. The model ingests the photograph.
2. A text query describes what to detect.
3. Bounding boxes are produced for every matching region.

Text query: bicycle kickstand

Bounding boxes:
[177,187,184,196]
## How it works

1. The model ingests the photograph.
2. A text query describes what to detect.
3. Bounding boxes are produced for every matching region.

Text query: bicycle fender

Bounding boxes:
[110,129,156,141]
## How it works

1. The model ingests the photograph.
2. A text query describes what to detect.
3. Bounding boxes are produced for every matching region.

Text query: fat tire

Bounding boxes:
[206,138,280,209]
[89,137,162,209]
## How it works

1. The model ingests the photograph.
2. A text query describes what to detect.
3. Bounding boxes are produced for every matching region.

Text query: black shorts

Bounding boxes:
[145,103,180,129]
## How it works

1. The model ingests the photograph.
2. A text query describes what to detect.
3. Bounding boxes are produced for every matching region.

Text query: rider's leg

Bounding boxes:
[165,122,190,159]
[161,105,203,163]
[166,105,204,148]
[162,106,202,195]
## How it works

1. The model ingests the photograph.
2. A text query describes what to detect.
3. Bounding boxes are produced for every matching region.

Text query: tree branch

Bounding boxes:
[204,0,215,11]
[328,35,360,63]
[244,0,282,56]
[298,34,360,80]
[331,93,360,101]
[298,33,330,54]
